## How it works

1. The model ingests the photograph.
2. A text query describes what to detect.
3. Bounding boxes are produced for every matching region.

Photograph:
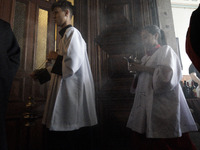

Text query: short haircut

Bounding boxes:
[51,0,74,18]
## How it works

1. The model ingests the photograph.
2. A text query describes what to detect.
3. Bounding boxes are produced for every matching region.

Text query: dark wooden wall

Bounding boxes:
[0,0,159,149]
[76,0,159,149]
[88,0,159,149]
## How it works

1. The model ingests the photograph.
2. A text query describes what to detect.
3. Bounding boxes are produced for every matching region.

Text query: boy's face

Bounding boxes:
[53,7,68,27]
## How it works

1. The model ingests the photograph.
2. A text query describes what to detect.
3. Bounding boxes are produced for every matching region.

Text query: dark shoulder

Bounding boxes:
[0,19,11,30]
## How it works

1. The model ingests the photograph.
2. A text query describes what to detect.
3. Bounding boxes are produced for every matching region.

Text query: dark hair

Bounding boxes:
[51,0,74,18]
[143,25,167,45]
[143,25,160,36]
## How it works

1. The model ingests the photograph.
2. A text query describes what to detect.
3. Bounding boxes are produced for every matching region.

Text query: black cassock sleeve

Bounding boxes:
[51,55,63,75]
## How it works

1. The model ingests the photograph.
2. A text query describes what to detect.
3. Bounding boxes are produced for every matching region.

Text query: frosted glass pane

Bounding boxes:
[13,1,26,66]
[68,0,74,5]
[69,0,74,25]
[35,9,48,69]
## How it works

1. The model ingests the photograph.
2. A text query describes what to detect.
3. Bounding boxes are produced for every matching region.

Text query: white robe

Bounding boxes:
[127,45,197,138]
[42,27,98,131]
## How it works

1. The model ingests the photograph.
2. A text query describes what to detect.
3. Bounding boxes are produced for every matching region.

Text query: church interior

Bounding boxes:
[0,0,200,149]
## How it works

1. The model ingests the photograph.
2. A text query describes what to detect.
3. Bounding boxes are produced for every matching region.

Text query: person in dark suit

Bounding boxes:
[186,4,200,72]
[0,19,20,150]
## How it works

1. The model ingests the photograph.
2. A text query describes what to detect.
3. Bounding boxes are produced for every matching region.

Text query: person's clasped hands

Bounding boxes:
[30,51,58,80]
[129,63,147,73]
[47,51,58,61]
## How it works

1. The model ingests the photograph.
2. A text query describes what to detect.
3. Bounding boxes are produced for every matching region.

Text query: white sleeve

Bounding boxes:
[62,28,85,78]
[190,72,200,85]
[152,46,182,94]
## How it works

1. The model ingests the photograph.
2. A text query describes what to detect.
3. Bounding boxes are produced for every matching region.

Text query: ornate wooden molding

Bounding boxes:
[95,0,144,55]
[95,26,141,54]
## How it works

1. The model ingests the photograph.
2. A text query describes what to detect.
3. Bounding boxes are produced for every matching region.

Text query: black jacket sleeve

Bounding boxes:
[0,19,20,100]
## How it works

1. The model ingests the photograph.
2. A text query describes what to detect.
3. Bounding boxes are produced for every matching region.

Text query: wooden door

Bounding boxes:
[0,0,55,149]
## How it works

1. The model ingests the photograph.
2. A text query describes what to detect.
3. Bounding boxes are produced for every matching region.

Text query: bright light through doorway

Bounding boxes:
[171,0,199,75]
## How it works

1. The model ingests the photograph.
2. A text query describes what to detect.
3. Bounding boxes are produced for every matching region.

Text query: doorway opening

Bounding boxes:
[171,0,199,75]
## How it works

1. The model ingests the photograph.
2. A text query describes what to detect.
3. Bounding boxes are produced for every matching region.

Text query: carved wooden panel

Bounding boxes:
[97,87,134,150]
[0,0,14,23]
[9,78,24,100]
[95,0,159,87]
[94,0,159,149]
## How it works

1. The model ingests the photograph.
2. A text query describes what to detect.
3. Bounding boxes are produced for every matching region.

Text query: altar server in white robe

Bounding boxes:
[127,25,197,150]
[31,1,97,149]
[42,0,97,132]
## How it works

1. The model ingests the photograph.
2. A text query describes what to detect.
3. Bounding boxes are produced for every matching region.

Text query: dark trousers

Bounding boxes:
[44,126,95,150]
[0,114,7,150]
[0,99,8,150]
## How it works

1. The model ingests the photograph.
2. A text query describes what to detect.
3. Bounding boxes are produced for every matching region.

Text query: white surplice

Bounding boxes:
[127,45,197,138]
[42,27,97,131]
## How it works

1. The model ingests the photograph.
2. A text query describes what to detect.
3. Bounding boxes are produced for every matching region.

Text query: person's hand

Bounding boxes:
[129,63,145,72]
[129,63,155,74]
[47,51,58,61]
[30,70,39,80]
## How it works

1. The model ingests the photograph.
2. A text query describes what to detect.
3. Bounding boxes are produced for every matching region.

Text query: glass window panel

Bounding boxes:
[68,0,74,25]
[68,0,74,5]
[13,1,26,66]
[35,9,48,69]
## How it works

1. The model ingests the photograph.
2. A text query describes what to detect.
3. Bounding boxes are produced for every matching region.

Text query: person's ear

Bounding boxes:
[154,33,159,40]
[65,9,70,17]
